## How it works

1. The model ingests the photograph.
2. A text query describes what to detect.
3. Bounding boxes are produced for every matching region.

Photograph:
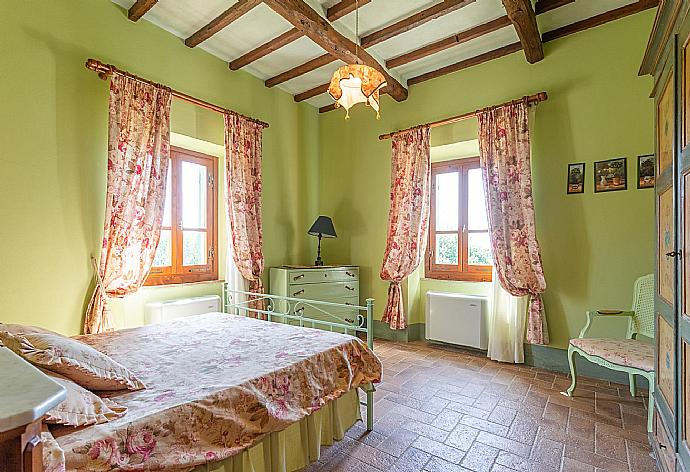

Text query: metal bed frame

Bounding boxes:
[223,285,377,431]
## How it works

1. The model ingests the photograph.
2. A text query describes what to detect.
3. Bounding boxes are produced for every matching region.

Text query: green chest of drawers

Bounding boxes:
[270,266,360,325]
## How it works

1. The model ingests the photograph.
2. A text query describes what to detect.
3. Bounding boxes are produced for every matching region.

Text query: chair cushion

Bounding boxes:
[570,338,654,372]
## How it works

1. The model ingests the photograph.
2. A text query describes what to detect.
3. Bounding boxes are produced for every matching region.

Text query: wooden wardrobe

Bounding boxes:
[642,2,690,471]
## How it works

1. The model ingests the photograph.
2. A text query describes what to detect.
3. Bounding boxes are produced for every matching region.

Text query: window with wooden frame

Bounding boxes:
[146,147,218,285]
[425,157,493,282]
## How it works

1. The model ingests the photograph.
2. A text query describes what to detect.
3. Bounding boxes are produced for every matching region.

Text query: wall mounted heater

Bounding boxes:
[144,295,221,325]
[425,292,489,350]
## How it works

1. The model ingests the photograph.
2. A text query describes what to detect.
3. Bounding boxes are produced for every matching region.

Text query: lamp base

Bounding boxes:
[314,258,324,266]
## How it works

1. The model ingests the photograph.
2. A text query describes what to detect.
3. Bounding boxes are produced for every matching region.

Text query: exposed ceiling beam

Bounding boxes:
[387,16,512,69]
[230,28,303,70]
[128,0,158,21]
[185,0,262,48]
[319,103,338,113]
[502,0,544,63]
[386,0,573,70]
[361,0,476,49]
[327,0,373,22]
[262,0,408,101]
[265,54,337,87]
[408,42,522,85]
[294,83,330,102]
[534,0,574,15]
[542,0,659,43]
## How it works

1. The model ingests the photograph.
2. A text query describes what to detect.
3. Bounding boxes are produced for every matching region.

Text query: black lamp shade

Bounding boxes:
[308,216,337,238]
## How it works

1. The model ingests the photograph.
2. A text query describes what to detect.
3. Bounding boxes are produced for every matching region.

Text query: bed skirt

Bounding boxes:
[192,388,360,472]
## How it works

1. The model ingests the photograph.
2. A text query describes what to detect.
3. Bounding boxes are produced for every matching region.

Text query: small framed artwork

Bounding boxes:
[637,154,655,189]
[567,163,585,194]
[594,157,627,193]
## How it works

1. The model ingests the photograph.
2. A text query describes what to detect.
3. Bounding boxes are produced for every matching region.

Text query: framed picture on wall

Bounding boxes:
[594,157,627,193]
[637,154,655,189]
[567,163,585,194]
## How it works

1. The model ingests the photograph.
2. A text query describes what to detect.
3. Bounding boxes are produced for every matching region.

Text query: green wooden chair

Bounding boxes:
[563,274,655,431]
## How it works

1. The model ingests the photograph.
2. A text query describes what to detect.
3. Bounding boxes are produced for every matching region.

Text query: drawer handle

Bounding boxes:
[293,290,305,296]
[293,274,305,281]
[346,271,356,278]
[296,307,304,314]
[659,443,667,450]
[665,251,682,259]
[345,286,355,292]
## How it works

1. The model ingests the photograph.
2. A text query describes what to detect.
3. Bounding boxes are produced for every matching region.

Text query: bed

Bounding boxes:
[43,288,381,472]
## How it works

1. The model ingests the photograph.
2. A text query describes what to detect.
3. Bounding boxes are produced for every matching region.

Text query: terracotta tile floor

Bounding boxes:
[304,340,658,472]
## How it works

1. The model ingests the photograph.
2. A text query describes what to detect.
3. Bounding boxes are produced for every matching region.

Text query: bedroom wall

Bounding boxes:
[316,10,656,349]
[0,0,319,334]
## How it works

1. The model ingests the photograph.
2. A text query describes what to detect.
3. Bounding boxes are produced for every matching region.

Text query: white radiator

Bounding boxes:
[425,292,489,350]
[144,295,221,325]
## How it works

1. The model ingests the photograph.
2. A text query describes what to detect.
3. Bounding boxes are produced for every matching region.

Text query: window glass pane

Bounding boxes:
[181,161,207,229]
[162,166,172,227]
[468,232,493,266]
[153,230,171,267]
[467,168,488,231]
[183,230,207,266]
[435,172,459,231]
[435,234,458,265]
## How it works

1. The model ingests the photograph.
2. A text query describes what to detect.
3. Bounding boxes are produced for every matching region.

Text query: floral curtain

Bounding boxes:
[224,113,264,313]
[84,75,172,334]
[477,101,548,344]
[380,126,431,330]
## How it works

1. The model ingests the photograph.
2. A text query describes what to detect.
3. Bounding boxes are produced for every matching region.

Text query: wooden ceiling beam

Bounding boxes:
[230,28,303,70]
[387,16,512,69]
[319,103,339,113]
[294,83,330,102]
[542,0,659,43]
[502,0,544,63]
[266,54,337,87]
[534,0,574,15]
[327,0,373,22]
[262,0,407,101]
[361,0,476,48]
[128,0,158,21]
[185,0,262,48]
[408,42,522,86]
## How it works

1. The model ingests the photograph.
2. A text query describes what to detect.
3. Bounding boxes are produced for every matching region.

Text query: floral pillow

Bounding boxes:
[41,369,127,427]
[0,331,145,391]
[0,322,57,336]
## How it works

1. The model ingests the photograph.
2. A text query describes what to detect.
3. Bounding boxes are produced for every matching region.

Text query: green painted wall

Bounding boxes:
[317,11,657,349]
[0,0,318,335]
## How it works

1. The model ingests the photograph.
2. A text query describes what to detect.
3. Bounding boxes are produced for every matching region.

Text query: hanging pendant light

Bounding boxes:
[328,0,386,119]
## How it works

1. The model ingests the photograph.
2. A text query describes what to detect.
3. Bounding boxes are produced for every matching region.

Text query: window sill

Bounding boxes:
[141,279,225,290]
[421,278,492,284]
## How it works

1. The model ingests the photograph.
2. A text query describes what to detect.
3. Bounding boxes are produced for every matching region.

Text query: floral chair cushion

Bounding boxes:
[570,338,654,372]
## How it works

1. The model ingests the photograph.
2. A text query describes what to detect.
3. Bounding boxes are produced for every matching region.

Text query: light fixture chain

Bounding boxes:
[355,0,359,63]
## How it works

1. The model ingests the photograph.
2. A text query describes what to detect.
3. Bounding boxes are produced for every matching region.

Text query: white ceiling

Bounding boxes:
[111,0,640,108]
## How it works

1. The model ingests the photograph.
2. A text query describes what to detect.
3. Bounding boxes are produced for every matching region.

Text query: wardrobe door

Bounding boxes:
[656,51,678,455]
[678,20,690,470]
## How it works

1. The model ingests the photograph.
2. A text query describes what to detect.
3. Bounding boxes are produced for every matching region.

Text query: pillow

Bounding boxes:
[41,369,127,427]
[0,331,146,391]
[0,322,57,336]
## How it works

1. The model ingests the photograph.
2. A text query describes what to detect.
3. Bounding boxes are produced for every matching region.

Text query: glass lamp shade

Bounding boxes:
[328,64,387,119]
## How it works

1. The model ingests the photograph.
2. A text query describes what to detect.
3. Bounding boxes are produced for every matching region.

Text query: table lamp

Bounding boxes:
[308,216,337,266]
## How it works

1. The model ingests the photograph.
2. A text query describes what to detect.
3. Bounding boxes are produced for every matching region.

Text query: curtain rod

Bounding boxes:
[85,59,270,129]
[378,91,548,140]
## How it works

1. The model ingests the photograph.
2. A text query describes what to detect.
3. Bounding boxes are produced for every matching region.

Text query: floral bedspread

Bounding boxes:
[48,313,382,471]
